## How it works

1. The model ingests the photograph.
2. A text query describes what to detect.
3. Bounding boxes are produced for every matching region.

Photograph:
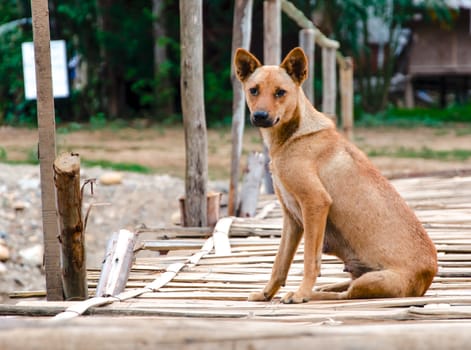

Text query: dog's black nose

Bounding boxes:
[252,111,269,122]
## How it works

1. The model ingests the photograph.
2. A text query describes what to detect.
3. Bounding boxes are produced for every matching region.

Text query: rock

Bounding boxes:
[0,239,10,262]
[13,201,29,212]
[19,244,43,267]
[99,172,123,185]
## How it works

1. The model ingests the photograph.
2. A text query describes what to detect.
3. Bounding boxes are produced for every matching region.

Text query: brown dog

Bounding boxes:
[234,47,437,304]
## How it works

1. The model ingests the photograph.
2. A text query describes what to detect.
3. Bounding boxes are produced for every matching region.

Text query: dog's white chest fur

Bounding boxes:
[272,174,303,224]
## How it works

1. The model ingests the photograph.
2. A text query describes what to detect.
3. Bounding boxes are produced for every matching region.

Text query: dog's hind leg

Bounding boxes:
[316,280,352,293]
[311,269,424,300]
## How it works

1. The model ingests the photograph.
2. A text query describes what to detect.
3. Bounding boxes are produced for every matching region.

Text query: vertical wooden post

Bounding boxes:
[31,0,62,301]
[228,0,253,216]
[322,47,337,121]
[54,152,87,300]
[238,152,265,218]
[179,0,208,227]
[340,57,354,140]
[405,76,415,108]
[264,0,281,65]
[299,28,315,105]
[262,0,280,194]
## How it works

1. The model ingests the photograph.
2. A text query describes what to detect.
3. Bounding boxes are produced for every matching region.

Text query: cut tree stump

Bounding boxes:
[53,152,87,300]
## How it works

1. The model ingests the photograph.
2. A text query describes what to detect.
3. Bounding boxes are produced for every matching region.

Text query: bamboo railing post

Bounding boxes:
[262,0,281,195]
[31,0,62,301]
[238,152,265,217]
[322,46,337,122]
[228,0,253,216]
[340,57,354,140]
[179,0,208,227]
[264,0,281,65]
[53,152,87,300]
[299,28,316,104]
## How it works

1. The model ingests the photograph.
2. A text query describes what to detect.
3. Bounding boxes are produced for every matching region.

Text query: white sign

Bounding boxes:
[22,40,69,100]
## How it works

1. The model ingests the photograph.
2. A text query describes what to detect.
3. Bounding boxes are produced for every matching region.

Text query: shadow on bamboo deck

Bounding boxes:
[2,175,471,349]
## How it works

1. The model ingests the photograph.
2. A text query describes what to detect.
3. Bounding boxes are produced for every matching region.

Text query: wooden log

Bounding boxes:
[95,229,137,297]
[228,0,253,216]
[179,0,208,227]
[31,0,62,301]
[54,152,87,300]
[322,46,337,122]
[238,152,265,217]
[339,57,354,140]
[299,28,315,104]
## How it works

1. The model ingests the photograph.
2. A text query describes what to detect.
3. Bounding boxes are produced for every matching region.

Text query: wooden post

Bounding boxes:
[228,0,253,216]
[299,28,315,104]
[31,0,62,301]
[238,152,265,217]
[264,0,281,65]
[53,152,87,300]
[262,0,280,194]
[340,57,354,140]
[405,75,415,108]
[179,0,208,227]
[322,46,337,121]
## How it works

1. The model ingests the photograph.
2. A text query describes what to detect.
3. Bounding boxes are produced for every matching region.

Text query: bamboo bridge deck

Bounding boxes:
[2,174,471,349]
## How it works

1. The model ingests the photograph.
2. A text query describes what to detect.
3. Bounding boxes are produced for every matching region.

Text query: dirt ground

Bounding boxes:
[2,124,471,179]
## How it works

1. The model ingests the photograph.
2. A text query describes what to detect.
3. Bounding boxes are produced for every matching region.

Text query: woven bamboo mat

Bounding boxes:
[8,175,471,324]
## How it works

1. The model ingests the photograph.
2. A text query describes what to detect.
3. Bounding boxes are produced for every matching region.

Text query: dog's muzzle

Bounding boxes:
[251,110,277,128]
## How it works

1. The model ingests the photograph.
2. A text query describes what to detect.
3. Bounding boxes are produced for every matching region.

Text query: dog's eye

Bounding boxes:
[249,87,259,96]
[275,89,286,98]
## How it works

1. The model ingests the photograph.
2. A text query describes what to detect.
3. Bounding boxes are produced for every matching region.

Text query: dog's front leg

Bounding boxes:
[281,191,331,304]
[248,212,303,301]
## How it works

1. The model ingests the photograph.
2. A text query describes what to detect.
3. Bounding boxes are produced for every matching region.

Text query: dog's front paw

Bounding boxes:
[248,291,269,302]
[281,291,310,304]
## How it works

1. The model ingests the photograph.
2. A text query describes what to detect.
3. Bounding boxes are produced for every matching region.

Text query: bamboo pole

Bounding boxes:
[179,0,208,227]
[340,57,354,140]
[31,0,62,301]
[322,46,337,121]
[228,0,253,216]
[299,28,315,104]
[262,0,280,195]
[264,0,281,65]
[238,152,265,217]
[54,152,87,300]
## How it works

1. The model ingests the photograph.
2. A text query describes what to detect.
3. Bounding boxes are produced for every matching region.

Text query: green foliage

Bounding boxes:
[368,146,471,161]
[0,2,36,125]
[357,103,471,127]
[314,0,451,113]
[81,159,152,174]
[0,0,460,128]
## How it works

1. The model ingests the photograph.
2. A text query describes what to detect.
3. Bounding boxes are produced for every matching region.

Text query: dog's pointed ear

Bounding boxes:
[234,48,262,82]
[280,47,308,85]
